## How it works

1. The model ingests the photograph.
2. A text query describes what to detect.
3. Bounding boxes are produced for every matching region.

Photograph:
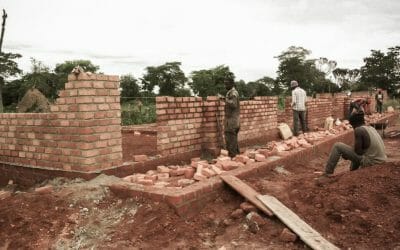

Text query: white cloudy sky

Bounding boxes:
[0,0,399,82]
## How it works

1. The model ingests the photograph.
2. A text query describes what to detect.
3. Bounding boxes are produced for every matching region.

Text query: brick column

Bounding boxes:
[50,73,122,171]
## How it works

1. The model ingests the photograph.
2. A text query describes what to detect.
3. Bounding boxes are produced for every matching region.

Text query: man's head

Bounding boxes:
[349,112,365,128]
[224,78,235,90]
[290,80,298,89]
[378,89,382,94]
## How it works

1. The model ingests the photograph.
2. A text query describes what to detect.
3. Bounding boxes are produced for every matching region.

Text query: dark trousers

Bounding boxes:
[293,110,307,136]
[376,102,383,113]
[225,128,240,158]
[325,142,362,174]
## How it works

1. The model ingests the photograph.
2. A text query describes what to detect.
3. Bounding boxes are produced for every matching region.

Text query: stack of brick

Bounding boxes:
[0,73,122,172]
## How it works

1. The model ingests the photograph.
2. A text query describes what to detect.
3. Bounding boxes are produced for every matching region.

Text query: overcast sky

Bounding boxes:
[0,0,399,82]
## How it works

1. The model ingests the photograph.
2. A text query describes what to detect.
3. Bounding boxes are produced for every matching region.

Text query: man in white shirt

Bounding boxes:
[291,80,308,136]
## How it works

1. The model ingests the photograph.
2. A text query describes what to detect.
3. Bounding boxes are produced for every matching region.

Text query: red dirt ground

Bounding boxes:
[1,126,400,249]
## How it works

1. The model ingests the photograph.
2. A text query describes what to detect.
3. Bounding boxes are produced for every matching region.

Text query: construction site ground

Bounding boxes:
[1,123,400,249]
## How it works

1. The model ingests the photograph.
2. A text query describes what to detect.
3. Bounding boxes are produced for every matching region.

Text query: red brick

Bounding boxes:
[34,185,53,194]
[231,208,245,219]
[279,228,297,242]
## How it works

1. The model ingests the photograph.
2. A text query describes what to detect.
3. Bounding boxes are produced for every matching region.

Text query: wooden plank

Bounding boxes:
[220,175,273,217]
[257,195,339,250]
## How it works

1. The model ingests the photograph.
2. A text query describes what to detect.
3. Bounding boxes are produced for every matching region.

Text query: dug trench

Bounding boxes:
[1,116,399,249]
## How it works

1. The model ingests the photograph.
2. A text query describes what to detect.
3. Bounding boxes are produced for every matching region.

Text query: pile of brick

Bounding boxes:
[122,125,353,188]
[365,113,385,124]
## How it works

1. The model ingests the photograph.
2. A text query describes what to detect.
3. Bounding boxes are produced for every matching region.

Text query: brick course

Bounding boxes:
[0,73,122,171]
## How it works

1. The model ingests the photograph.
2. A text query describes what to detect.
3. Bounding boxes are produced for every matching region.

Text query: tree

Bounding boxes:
[120,74,140,101]
[189,65,235,97]
[0,52,22,112]
[276,46,336,95]
[332,68,361,90]
[360,46,400,96]
[141,62,187,96]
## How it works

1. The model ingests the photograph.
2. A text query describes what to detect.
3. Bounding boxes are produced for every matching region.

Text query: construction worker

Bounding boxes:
[375,89,384,114]
[348,97,372,118]
[224,77,240,158]
[290,80,308,136]
[319,111,386,179]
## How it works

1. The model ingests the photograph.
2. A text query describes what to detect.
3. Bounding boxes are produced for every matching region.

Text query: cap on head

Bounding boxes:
[290,80,298,88]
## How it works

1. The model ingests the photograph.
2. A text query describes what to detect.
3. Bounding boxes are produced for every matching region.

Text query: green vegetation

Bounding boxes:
[1,45,399,125]
[121,101,156,125]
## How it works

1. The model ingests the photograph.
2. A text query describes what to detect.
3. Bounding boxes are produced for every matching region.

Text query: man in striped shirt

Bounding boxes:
[291,80,308,136]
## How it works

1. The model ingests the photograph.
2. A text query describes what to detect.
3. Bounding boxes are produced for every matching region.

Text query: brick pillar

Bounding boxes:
[50,73,122,171]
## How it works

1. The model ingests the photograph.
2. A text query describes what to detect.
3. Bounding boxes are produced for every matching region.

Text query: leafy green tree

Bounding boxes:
[360,46,400,96]
[276,46,335,95]
[0,52,22,112]
[141,62,187,96]
[19,58,61,100]
[54,59,100,76]
[120,74,140,100]
[189,65,235,97]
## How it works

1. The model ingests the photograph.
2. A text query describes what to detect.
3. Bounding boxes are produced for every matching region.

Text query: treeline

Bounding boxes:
[0,45,399,112]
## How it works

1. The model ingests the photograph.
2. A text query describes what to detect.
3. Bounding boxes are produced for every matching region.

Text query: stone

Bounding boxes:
[240,202,258,213]
[231,209,245,219]
[278,123,293,140]
[279,228,297,242]
[34,185,53,194]
[220,149,229,156]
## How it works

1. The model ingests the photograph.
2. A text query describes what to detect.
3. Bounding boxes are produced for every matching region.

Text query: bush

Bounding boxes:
[121,102,156,125]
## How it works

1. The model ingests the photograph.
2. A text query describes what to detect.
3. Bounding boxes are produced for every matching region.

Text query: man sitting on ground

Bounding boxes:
[322,111,386,177]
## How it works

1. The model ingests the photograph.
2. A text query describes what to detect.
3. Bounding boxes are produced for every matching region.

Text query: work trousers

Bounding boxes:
[293,110,307,136]
[376,102,383,114]
[225,128,240,158]
[325,142,362,174]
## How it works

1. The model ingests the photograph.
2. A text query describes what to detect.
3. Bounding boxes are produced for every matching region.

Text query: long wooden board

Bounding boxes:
[257,194,339,250]
[220,175,273,216]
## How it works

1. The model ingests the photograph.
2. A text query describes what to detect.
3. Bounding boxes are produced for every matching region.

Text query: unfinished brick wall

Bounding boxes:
[239,96,278,144]
[156,96,205,157]
[306,98,333,129]
[0,73,122,172]
[156,96,279,157]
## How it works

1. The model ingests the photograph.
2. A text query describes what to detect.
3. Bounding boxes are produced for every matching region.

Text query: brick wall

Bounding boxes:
[306,98,333,129]
[156,96,279,157]
[0,73,122,172]
[239,96,278,143]
[156,96,206,157]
